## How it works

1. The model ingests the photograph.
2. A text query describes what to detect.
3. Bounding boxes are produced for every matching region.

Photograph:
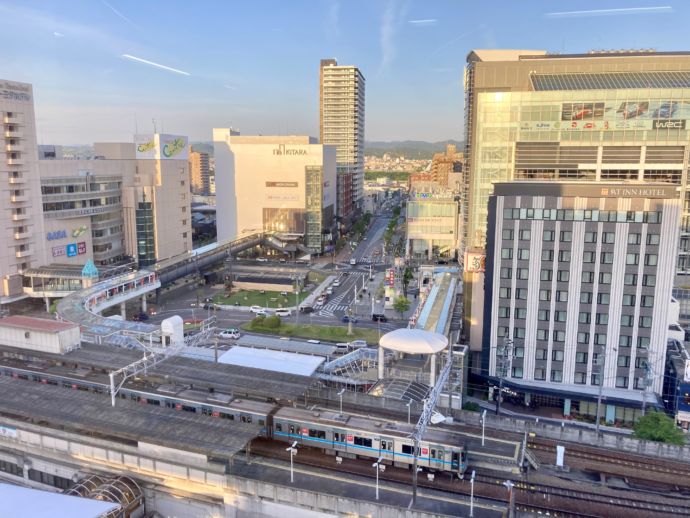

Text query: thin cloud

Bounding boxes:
[380,0,410,70]
[408,19,437,25]
[223,84,238,91]
[546,6,672,18]
[327,0,340,38]
[101,0,140,29]
[53,31,64,37]
[121,54,191,76]
[431,25,485,56]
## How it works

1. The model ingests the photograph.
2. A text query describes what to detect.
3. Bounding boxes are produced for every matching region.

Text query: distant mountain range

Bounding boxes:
[365,140,463,159]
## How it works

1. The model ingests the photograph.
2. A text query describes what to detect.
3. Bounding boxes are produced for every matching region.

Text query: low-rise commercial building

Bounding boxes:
[213,131,336,254]
[483,181,680,424]
[406,189,461,261]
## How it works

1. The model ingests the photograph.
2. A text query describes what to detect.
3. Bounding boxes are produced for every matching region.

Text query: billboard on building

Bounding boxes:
[552,100,690,131]
[135,134,156,159]
[135,134,189,160]
[465,252,486,273]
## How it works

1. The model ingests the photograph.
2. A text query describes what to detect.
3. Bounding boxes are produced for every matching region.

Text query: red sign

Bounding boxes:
[212,411,220,417]
[77,242,86,254]
[140,398,147,405]
[301,428,308,435]
[347,434,354,442]
[422,448,429,455]
[175,403,182,410]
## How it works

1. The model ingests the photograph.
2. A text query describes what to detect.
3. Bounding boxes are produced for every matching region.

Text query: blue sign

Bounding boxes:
[66,243,78,257]
[47,230,67,241]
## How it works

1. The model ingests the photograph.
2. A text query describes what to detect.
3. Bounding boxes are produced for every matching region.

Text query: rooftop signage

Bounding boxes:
[273,144,307,156]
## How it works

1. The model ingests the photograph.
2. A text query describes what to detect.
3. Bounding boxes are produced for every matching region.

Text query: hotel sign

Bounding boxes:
[600,187,673,197]
[0,81,31,102]
[266,182,298,188]
[273,144,307,156]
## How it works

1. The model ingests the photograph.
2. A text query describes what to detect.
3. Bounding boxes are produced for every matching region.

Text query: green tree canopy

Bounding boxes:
[633,411,685,445]
[393,296,411,317]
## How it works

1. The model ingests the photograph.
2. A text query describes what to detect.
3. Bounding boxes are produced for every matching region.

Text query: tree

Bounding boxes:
[393,296,411,317]
[633,411,685,445]
[402,267,414,292]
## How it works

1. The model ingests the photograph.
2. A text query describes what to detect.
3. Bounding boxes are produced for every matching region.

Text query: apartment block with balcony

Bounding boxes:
[320,59,365,225]
[0,79,45,302]
[189,148,210,194]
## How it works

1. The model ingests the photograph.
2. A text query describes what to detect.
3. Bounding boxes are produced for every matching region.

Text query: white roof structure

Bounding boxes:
[0,483,119,518]
[219,346,324,377]
[379,328,448,354]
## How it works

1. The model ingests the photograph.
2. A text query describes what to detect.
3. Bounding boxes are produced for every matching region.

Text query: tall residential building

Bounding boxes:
[213,130,336,253]
[0,79,45,302]
[462,49,690,346]
[430,144,463,189]
[189,148,210,194]
[484,182,680,423]
[320,58,365,225]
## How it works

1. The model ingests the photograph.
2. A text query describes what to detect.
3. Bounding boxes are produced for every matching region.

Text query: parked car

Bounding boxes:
[372,313,388,323]
[219,328,241,339]
[250,305,264,313]
[341,315,358,324]
[202,303,217,310]
[300,305,314,314]
[132,312,149,322]
[280,291,289,296]
[350,339,367,349]
[275,308,292,317]
[335,343,350,354]
[256,257,268,262]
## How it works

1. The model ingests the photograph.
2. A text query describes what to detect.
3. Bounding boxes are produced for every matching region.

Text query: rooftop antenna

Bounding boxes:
[152,118,157,134]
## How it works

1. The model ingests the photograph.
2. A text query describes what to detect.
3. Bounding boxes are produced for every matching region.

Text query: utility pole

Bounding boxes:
[642,359,654,416]
[496,337,513,416]
[595,346,605,434]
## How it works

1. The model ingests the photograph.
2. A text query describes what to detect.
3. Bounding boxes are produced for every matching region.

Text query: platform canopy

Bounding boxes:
[379,328,448,354]
[0,483,119,518]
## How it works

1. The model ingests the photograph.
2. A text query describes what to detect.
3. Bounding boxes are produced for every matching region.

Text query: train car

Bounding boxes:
[272,407,467,476]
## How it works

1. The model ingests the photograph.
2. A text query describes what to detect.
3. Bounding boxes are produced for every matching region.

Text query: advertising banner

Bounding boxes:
[158,134,188,160]
[135,134,156,159]
[465,252,486,273]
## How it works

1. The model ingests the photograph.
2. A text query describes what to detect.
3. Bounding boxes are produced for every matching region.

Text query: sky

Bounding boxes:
[0,0,687,145]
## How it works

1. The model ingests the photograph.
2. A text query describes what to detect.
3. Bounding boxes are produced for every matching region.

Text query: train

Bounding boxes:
[0,362,468,476]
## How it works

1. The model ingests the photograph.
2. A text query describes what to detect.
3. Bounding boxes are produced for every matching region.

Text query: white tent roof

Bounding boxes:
[0,483,119,518]
[379,328,448,354]
[219,346,324,377]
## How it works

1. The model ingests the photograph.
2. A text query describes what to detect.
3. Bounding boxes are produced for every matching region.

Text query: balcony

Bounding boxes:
[10,194,27,203]
[7,156,24,166]
[11,213,28,221]
[15,249,31,258]
[8,176,25,184]
[5,143,23,153]
[4,129,22,138]
[3,114,24,124]
[13,231,29,240]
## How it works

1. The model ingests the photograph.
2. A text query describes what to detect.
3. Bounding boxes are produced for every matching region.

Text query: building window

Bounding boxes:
[599,272,612,284]
[498,326,509,337]
[591,373,601,386]
[513,327,526,339]
[515,288,528,300]
[554,310,567,322]
[535,349,548,360]
[574,372,586,384]
[646,233,660,245]
[511,366,523,378]
[626,253,639,265]
[503,208,514,219]
[584,231,597,243]
[499,287,511,299]
[576,352,588,364]
[182,232,188,239]
[514,347,525,358]
[602,232,615,244]
[551,370,563,382]
[620,315,634,327]
[501,248,513,259]
[622,294,636,306]
[596,313,608,325]
[516,268,528,280]
[644,254,658,266]
[519,229,531,240]
[639,316,652,328]
[559,250,571,262]
[539,289,551,301]
[644,211,661,224]
[624,273,637,285]
[582,271,594,283]
[557,270,569,282]
[498,306,510,318]
[600,252,614,264]
[596,292,609,305]
[583,251,595,263]
[502,229,514,240]
[556,290,568,302]
[580,292,592,303]
[560,231,572,242]
[628,233,641,245]
[541,249,554,261]
[641,295,654,307]
[540,269,552,281]
[536,329,548,340]
[642,274,656,287]
[617,355,631,367]
[638,336,650,349]
[577,332,590,344]
[500,267,512,279]
[594,333,607,345]
[615,376,629,389]
[635,357,648,369]
[534,368,546,381]
[619,335,632,348]
[518,249,530,260]
[553,330,565,343]
[538,309,550,321]
[514,307,527,319]
[552,350,564,362]
[543,230,555,241]
[578,312,591,324]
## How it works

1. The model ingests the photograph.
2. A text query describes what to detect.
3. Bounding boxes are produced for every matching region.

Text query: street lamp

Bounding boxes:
[373,457,384,500]
[406,399,412,425]
[337,387,346,416]
[595,345,617,434]
[470,470,476,517]
[503,480,515,518]
[481,409,487,447]
[286,441,298,483]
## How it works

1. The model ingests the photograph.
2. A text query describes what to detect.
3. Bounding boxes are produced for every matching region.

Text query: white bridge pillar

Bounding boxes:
[378,346,385,380]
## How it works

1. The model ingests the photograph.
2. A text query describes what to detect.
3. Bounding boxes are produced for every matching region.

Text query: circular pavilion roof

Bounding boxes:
[379,328,448,354]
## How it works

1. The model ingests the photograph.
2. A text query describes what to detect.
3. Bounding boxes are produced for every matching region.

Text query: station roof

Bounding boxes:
[236,335,335,356]
[219,346,324,377]
[0,376,260,459]
[0,315,79,333]
[0,483,118,518]
[379,328,448,354]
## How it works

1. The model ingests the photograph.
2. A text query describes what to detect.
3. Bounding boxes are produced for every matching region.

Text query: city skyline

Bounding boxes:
[0,0,686,144]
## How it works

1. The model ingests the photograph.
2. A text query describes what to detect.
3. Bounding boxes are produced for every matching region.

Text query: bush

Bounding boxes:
[252,315,266,326]
[262,315,282,329]
[633,411,685,445]
[463,402,481,412]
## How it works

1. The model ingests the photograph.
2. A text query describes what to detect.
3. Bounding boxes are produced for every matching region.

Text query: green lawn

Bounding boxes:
[242,320,382,344]
[214,289,309,308]
[307,270,327,284]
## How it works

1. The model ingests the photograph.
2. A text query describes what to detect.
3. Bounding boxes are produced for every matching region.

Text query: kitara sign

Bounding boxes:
[134,134,189,160]
[273,144,307,156]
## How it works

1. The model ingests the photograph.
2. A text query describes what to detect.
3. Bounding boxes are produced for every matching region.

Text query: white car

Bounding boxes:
[256,257,268,262]
[350,339,367,349]
[256,310,269,317]
[332,280,340,287]
[275,308,292,317]
[307,339,321,344]
[219,328,241,339]
[326,287,333,295]
[350,258,357,266]
[250,305,264,313]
